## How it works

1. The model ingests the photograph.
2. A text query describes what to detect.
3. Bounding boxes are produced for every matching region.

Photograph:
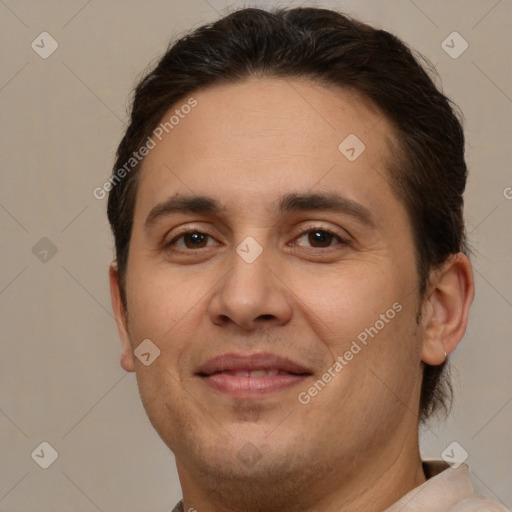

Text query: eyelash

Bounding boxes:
[165,226,349,251]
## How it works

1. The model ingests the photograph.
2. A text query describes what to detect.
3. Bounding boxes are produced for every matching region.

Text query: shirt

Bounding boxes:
[171,461,510,512]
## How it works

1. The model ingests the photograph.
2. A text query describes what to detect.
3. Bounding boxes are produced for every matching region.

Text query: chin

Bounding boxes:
[179,429,301,480]
[175,435,329,512]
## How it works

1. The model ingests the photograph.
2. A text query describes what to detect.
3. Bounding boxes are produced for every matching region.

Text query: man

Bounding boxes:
[107,6,508,512]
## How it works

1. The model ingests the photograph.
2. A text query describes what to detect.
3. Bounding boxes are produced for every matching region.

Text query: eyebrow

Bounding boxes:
[144,191,376,229]
[277,192,375,227]
[145,195,226,228]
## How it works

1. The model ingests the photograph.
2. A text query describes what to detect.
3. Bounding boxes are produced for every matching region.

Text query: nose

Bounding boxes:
[208,245,293,331]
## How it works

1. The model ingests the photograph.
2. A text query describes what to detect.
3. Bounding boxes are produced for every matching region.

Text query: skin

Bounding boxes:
[109,77,474,512]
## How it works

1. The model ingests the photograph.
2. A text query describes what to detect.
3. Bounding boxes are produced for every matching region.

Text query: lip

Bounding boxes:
[196,352,312,399]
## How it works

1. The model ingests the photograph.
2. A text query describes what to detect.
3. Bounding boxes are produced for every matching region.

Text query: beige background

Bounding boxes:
[0,0,510,510]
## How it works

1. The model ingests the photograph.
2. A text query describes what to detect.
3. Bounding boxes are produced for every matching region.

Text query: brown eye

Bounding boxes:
[295,229,345,248]
[169,231,214,249]
[308,230,335,247]
[183,232,209,248]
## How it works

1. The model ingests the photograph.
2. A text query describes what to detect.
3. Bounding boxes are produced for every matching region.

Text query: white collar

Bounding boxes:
[384,461,509,512]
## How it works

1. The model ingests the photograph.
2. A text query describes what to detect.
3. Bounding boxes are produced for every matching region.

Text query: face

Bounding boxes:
[112,78,428,498]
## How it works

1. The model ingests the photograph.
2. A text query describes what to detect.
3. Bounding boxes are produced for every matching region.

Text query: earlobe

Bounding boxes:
[421,253,475,366]
[109,263,136,372]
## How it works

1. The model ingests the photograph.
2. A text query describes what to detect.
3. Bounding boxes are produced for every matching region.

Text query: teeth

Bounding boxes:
[228,369,280,378]
[249,370,267,378]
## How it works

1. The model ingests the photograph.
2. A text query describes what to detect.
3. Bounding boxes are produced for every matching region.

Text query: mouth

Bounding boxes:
[196,352,313,399]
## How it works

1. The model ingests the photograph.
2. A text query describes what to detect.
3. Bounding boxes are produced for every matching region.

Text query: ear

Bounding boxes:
[421,253,475,365]
[109,262,135,372]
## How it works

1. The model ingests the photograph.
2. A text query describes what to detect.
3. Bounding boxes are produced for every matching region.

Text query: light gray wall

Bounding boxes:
[1,0,510,510]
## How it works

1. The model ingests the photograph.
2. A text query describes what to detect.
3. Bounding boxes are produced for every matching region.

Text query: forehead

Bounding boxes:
[134,77,399,220]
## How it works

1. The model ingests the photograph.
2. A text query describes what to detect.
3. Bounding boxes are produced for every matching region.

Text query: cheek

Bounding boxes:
[125,259,205,344]
[134,361,197,454]
[288,261,408,346]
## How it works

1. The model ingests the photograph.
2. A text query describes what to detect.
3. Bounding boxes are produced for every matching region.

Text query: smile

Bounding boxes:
[196,352,312,399]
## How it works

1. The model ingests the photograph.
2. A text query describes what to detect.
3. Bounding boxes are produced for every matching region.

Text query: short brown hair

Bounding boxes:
[107,7,468,422]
